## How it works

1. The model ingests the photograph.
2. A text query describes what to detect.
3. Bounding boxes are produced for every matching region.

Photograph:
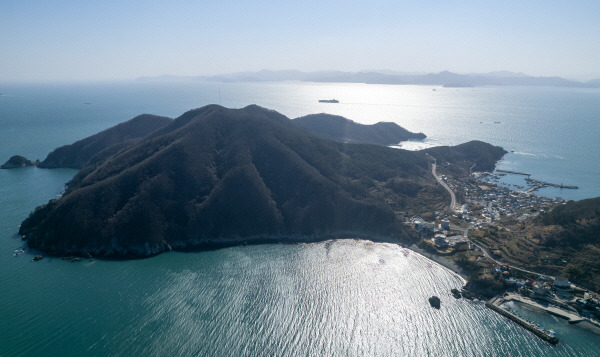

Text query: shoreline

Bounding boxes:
[26,231,470,282]
[24,231,600,337]
[408,243,469,280]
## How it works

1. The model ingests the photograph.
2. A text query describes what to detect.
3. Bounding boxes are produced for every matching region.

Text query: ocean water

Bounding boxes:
[1,82,599,356]
[2,81,598,200]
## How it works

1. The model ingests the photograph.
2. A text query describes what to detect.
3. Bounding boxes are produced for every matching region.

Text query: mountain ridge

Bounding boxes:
[19,105,506,258]
[137,70,600,88]
[293,113,426,145]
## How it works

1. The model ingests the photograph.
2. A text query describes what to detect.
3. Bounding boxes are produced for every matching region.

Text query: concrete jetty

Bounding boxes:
[525,178,578,190]
[496,169,530,176]
[487,296,559,345]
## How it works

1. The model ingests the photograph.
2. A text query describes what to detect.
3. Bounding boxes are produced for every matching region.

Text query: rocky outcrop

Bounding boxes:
[451,288,462,299]
[429,296,441,309]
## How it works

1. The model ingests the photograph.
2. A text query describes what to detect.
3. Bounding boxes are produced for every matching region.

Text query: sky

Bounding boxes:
[1,0,599,82]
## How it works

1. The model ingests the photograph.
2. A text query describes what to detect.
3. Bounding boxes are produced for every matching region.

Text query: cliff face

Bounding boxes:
[293,113,426,145]
[19,105,507,258]
[38,114,172,169]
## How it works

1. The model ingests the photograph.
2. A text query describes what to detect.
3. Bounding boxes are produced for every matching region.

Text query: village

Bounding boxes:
[407,164,600,343]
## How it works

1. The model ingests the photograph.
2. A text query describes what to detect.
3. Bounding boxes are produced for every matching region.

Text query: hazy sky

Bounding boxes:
[2,1,599,81]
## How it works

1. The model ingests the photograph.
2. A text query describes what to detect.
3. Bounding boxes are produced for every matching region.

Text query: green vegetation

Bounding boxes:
[20,105,506,258]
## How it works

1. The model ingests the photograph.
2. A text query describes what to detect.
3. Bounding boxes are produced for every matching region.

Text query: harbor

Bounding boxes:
[487,295,559,345]
[492,169,579,193]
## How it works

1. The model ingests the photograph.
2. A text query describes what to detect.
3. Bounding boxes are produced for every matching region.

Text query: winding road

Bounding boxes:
[425,155,580,287]
[427,154,458,213]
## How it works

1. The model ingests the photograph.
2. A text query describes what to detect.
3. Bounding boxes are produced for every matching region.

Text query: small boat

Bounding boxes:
[318,99,339,103]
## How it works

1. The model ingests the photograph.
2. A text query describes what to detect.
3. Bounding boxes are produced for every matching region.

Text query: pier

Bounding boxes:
[487,296,559,345]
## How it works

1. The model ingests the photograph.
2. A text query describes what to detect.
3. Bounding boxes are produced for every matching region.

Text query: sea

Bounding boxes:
[1,81,599,356]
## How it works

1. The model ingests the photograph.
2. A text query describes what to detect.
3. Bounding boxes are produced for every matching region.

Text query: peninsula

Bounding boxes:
[293,113,426,146]
[19,105,505,258]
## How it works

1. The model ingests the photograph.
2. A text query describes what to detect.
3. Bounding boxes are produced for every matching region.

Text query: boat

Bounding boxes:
[318,99,339,103]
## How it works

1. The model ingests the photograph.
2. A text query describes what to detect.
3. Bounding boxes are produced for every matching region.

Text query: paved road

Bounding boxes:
[427,154,550,279]
[428,155,458,212]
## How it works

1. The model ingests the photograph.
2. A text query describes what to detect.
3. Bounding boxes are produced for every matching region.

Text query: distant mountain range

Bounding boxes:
[138,70,600,88]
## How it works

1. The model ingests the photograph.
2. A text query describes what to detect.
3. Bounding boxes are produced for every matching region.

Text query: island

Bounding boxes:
[18,104,505,258]
[1,155,38,169]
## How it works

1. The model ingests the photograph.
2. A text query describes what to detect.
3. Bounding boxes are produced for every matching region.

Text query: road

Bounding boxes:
[427,155,458,213]
[426,154,550,279]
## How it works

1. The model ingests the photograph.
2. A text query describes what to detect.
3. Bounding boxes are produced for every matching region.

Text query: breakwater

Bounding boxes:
[497,169,531,176]
[486,297,559,345]
[525,177,579,190]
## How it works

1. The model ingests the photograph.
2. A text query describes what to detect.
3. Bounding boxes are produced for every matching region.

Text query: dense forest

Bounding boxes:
[19,105,506,258]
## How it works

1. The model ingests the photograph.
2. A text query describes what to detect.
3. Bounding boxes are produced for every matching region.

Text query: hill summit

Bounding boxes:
[19,105,505,258]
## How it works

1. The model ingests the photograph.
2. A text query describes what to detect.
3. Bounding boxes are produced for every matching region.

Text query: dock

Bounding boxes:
[487,296,559,344]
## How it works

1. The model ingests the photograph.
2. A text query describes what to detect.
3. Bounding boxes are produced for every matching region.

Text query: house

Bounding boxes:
[554,276,571,289]
[433,234,449,247]
[441,218,450,230]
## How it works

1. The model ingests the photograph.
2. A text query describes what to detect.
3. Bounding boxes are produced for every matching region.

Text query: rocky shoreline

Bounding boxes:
[21,232,416,260]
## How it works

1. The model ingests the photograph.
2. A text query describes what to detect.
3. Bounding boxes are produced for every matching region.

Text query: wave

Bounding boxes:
[512,151,537,157]
[392,139,442,151]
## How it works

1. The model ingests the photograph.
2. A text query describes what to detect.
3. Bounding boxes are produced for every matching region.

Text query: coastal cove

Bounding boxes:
[2,167,599,356]
[2,82,600,355]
